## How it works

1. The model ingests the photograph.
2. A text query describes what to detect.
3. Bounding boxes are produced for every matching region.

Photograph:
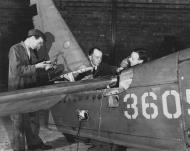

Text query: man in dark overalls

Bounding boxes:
[8,29,52,151]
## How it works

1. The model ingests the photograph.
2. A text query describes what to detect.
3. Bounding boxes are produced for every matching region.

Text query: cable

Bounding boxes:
[76,120,82,151]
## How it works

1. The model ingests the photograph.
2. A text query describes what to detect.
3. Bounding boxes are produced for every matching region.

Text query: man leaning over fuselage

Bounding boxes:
[117,49,149,72]
[75,47,118,80]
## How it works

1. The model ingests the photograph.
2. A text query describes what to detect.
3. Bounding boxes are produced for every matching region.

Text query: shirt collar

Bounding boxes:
[90,60,98,70]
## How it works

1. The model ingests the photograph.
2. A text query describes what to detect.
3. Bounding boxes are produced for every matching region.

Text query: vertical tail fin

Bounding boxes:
[30,0,90,71]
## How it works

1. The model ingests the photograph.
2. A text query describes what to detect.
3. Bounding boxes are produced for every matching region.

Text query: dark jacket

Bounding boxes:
[8,42,38,90]
[76,62,117,80]
[93,62,117,78]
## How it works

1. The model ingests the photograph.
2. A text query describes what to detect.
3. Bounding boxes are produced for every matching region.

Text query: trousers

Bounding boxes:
[11,112,43,151]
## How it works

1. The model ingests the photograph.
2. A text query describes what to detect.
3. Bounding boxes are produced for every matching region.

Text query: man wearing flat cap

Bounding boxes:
[8,29,52,151]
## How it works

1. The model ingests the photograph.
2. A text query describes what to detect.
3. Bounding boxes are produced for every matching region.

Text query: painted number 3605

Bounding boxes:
[123,89,190,120]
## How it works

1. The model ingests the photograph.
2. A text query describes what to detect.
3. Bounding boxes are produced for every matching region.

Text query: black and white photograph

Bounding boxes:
[0,0,190,151]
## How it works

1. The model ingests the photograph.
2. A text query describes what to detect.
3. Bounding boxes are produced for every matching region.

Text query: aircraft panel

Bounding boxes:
[179,48,190,62]
[130,52,178,87]
[101,84,183,138]
[0,77,114,117]
[49,81,186,150]
[51,90,103,136]
[178,58,190,147]
[99,83,185,150]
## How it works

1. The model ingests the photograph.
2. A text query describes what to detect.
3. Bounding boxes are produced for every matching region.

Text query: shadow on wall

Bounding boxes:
[37,32,55,61]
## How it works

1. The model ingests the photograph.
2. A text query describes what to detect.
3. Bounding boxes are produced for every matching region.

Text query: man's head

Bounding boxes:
[129,49,149,66]
[26,29,46,50]
[88,48,102,67]
[120,49,148,69]
[129,51,143,66]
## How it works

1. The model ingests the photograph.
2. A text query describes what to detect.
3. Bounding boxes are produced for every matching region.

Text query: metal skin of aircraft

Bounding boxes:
[2,0,190,151]
[1,49,190,151]
[47,48,190,151]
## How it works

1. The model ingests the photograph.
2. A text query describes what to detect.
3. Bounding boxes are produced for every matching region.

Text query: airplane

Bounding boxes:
[2,47,190,151]
[49,49,190,151]
[1,0,190,151]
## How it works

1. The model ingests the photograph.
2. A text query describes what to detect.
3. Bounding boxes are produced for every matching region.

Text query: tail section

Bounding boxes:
[30,0,90,71]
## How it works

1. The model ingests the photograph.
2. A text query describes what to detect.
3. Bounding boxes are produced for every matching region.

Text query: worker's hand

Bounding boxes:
[44,60,52,64]
[116,67,124,73]
[45,63,53,71]
[35,61,53,70]
[35,61,46,69]
[120,57,129,68]
[77,65,89,73]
